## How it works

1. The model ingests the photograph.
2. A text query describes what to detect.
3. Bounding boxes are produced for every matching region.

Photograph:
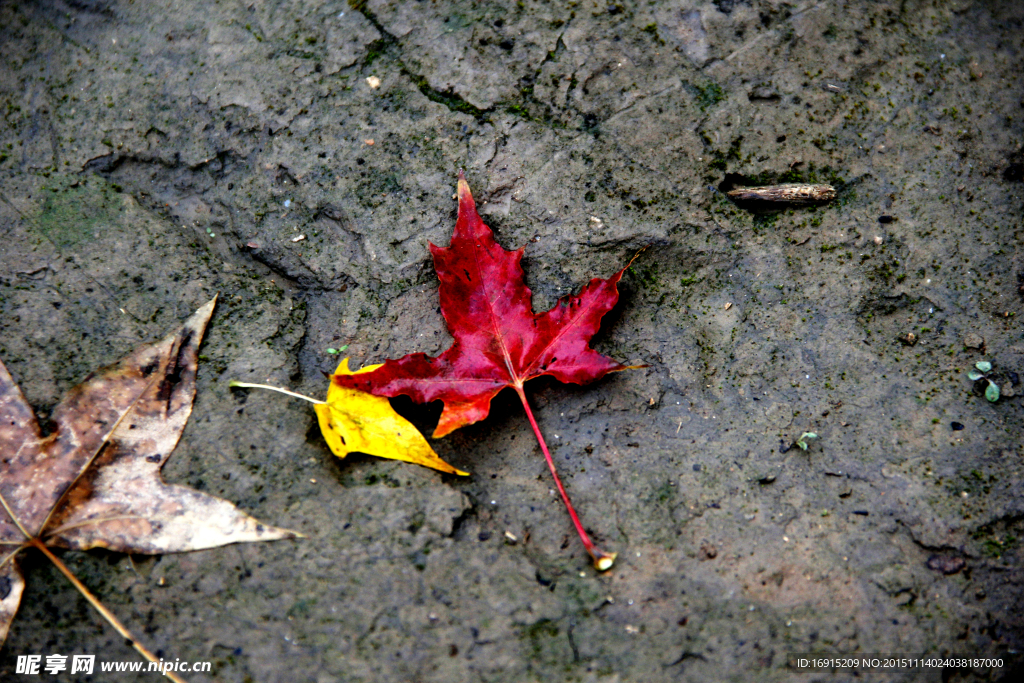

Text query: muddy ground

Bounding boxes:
[1,0,1023,681]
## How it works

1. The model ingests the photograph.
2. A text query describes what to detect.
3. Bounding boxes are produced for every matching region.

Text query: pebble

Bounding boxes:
[926,555,966,575]
[898,332,917,346]
[963,333,985,350]
[748,85,780,100]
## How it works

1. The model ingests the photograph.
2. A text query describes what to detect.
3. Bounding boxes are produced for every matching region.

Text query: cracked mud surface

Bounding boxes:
[1,1,1022,681]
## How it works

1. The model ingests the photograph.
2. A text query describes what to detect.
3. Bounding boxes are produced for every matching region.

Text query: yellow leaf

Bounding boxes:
[314,359,467,475]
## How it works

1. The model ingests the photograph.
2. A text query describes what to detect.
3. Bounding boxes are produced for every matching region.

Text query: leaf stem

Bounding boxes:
[229,381,324,404]
[29,539,188,683]
[513,387,616,571]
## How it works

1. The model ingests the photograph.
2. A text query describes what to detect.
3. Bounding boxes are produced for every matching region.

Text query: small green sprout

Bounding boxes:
[967,360,1000,402]
[326,344,350,355]
[795,432,818,450]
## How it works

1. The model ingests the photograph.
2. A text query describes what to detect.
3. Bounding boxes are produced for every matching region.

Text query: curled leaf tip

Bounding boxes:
[625,246,649,269]
[592,549,617,571]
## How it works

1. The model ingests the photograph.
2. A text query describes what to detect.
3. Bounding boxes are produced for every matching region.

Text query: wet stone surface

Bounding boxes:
[1,1,1023,681]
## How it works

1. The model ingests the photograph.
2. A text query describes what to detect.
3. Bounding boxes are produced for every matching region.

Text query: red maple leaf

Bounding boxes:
[336,171,641,569]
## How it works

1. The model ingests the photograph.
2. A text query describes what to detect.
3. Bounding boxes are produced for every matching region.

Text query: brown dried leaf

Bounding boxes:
[0,560,25,643]
[0,298,298,645]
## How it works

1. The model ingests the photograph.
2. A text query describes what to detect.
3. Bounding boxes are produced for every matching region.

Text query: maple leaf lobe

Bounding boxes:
[334,172,634,437]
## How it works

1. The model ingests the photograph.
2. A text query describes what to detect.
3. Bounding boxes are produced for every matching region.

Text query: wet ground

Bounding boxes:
[1,0,1023,681]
